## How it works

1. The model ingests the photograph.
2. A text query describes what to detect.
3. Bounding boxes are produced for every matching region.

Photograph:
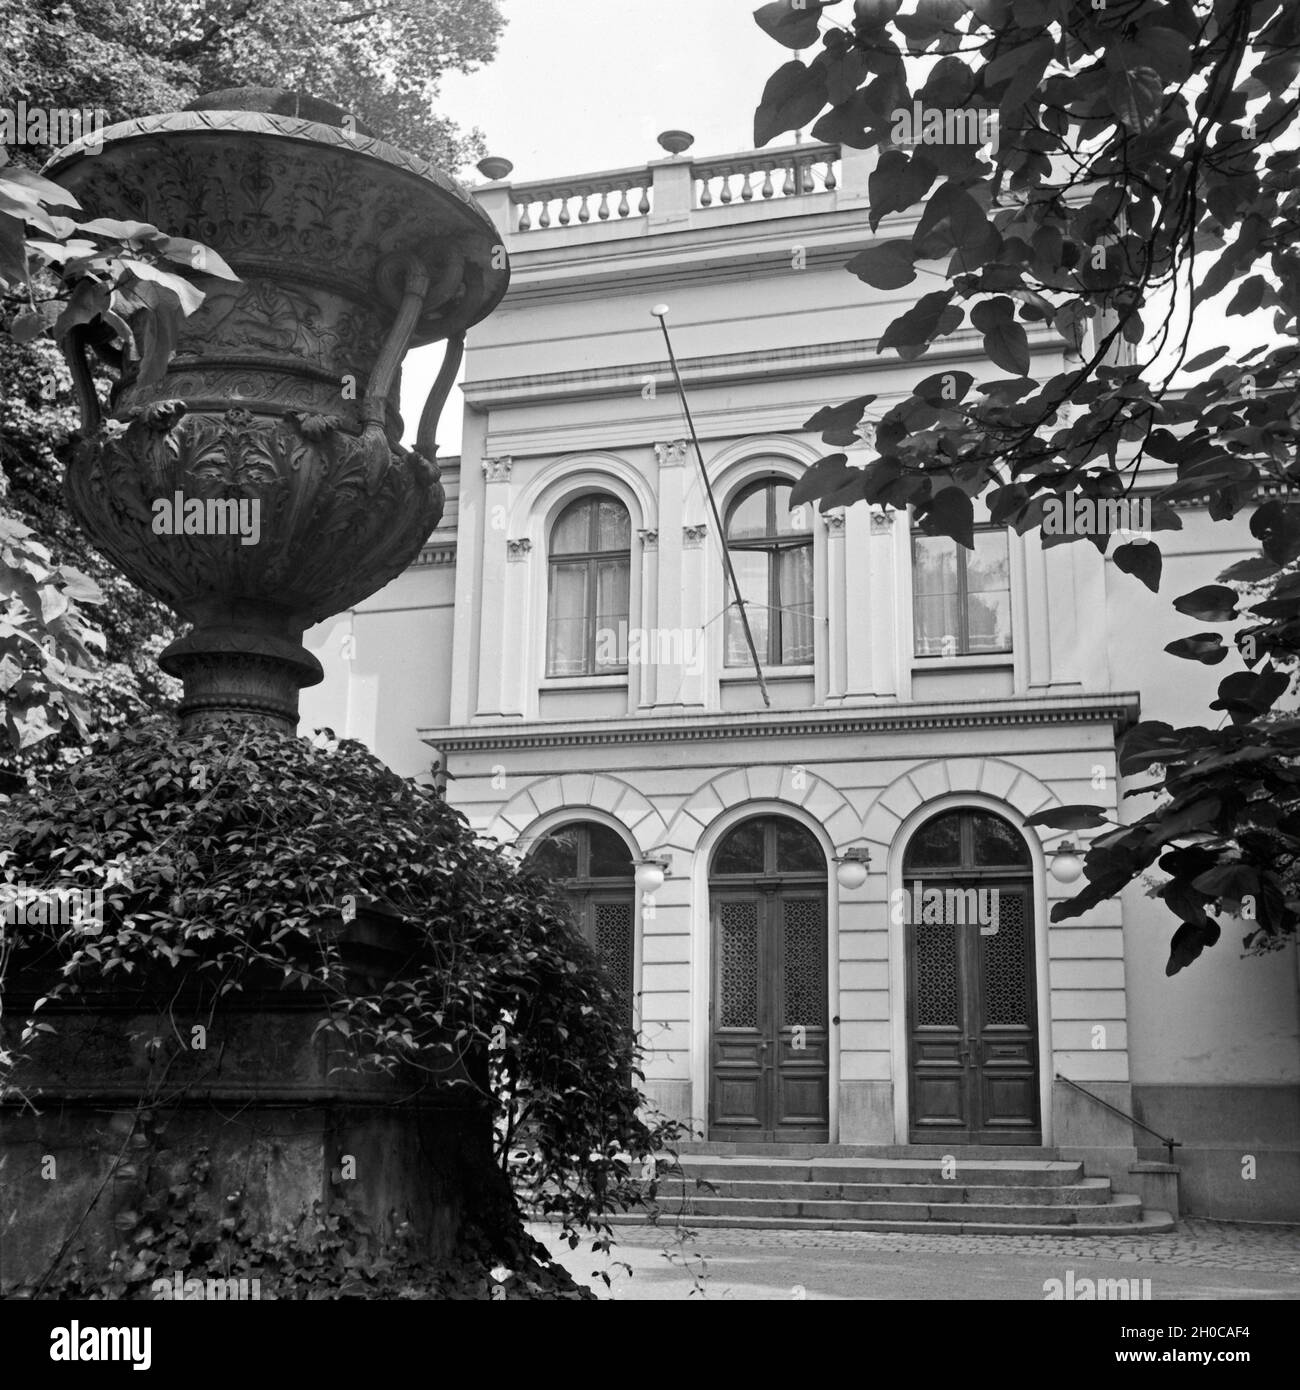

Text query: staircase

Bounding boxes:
[629,1145,1176,1235]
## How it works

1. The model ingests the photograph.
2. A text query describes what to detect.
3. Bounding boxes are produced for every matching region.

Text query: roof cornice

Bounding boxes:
[421,691,1141,753]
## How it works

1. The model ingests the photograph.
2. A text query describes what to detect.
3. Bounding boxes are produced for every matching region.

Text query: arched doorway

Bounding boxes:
[525,821,635,1026]
[708,814,828,1142]
[903,808,1039,1144]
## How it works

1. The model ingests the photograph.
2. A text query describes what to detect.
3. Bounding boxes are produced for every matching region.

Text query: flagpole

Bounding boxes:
[651,305,770,708]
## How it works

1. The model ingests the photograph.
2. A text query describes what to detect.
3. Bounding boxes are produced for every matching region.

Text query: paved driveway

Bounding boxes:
[526,1218,1300,1301]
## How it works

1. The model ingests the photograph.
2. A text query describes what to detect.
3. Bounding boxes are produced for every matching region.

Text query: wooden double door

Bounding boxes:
[906,878,1040,1143]
[709,883,829,1142]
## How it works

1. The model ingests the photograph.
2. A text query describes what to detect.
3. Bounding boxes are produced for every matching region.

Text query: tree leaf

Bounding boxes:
[970,296,1030,375]
[1022,805,1111,831]
[1172,585,1238,622]
[868,149,937,230]
[913,369,973,405]
[1112,539,1162,592]
[754,0,831,49]
[846,239,916,289]
[789,453,855,508]
[1106,61,1164,133]
[915,485,974,548]
[877,290,961,356]
[1164,633,1228,664]
[803,395,876,445]
[754,60,829,146]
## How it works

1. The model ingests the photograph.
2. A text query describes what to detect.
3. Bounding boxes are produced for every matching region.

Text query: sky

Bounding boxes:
[401,0,1274,459]
[439,0,785,183]
[401,0,784,451]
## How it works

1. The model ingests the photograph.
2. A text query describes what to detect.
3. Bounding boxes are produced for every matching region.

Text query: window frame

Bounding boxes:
[545,494,632,679]
[723,478,814,669]
[910,522,1013,659]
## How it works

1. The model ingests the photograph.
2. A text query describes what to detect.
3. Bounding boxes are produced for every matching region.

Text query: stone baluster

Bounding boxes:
[761,165,775,198]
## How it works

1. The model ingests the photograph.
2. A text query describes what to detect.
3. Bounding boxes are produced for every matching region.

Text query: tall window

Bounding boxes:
[526,821,635,1024]
[546,495,631,677]
[912,526,1011,657]
[724,479,813,667]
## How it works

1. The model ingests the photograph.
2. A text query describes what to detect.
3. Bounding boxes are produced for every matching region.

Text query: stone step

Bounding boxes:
[677,1142,1062,1160]
[674,1157,1087,1186]
[611,1208,1179,1237]
[669,1178,1115,1206]
[650,1193,1144,1226]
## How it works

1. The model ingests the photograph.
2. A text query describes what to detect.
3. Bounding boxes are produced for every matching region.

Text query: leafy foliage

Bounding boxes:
[752,0,1300,972]
[0,0,503,171]
[0,156,226,763]
[0,718,689,1291]
[22,1152,593,1301]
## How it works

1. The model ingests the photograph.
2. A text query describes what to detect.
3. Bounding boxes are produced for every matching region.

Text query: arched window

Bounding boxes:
[902,808,1031,875]
[546,495,631,677]
[526,821,635,1023]
[724,478,813,667]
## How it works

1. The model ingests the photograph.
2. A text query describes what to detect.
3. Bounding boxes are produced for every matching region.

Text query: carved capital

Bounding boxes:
[683,524,708,548]
[506,538,532,561]
[654,440,688,468]
[482,455,513,483]
[637,528,659,550]
[823,510,846,533]
[870,507,894,532]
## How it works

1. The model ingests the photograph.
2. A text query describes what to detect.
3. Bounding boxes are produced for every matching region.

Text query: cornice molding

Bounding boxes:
[421,692,1141,753]
[461,332,1010,410]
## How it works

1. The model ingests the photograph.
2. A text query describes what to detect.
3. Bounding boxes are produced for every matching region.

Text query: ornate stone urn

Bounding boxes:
[46,89,508,729]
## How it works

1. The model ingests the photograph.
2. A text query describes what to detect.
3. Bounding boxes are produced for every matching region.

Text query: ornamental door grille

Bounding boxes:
[525,822,635,1028]
[709,816,829,1142]
[904,809,1040,1144]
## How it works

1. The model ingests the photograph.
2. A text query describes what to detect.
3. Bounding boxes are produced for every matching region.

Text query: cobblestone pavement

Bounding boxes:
[526,1219,1300,1300]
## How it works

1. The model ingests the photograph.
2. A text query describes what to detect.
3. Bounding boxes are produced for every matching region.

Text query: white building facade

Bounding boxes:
[303,142,1300,1219]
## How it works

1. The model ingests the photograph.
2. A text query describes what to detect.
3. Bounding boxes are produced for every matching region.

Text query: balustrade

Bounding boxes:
[694,144,840,209]
[508,143,843,232]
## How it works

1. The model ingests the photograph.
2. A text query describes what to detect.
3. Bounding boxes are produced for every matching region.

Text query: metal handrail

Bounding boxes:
[1055,1072,1181,1163]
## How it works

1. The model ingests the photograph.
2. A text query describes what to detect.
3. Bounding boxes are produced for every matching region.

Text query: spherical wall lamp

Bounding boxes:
[834,846,872,890]
[1048,840,1084,885]
[635,856,670,897]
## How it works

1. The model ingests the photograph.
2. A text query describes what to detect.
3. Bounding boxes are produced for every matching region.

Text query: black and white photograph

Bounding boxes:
[1,0,1297,1357]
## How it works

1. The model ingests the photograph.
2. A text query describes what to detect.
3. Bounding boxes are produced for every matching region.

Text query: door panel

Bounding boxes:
[907,880,1039,1143]
[710,890,828,1142]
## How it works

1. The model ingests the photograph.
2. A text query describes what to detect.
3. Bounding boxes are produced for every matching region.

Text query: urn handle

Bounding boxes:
[62,325,103,435]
